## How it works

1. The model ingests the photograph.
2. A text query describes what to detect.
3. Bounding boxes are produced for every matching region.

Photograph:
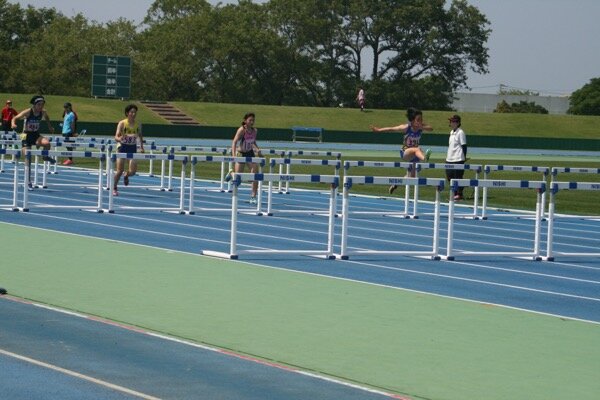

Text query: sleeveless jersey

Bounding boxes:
[236,127,257,153]
[118,119,140,149]
[402,123,422,149]
[23,109,43,133]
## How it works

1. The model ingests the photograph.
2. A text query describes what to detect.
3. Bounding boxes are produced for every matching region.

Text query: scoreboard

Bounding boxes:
[91,55,131,99]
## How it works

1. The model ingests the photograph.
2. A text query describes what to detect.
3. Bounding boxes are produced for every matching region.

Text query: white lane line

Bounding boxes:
[0,348,161,400]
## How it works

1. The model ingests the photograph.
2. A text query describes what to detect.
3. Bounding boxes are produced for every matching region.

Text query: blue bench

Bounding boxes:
[291,126,323,143]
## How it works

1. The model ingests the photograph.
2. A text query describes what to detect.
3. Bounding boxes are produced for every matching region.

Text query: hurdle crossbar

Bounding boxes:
[545,181,600,260]
[274,150,342,193]
[549,167,600,219]
[339,176,445,260]
[201,172,339,259]
[21,150,105,212]
[418,162,482,219]
[106,153,188,213]
[343,160,419,217]
[188,155,266,214]
[482,165,549,219]
[171,146,232,192]
[0,149,20,210]
[445,179,545,261]
[266,158,340,215]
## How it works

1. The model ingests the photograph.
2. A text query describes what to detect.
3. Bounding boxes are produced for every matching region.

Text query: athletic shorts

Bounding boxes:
[20,132,41,148]
[236,150,255,158]
[400,148,420,163]
[118,144,137,153]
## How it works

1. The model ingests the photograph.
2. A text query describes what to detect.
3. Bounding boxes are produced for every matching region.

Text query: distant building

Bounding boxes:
[451,93,570,115]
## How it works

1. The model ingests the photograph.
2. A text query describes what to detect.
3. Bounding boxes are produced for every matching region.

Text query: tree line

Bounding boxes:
[1,0,491,110]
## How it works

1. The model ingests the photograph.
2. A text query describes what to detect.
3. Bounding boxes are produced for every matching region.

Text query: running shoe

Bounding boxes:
[389,185,398,194]
[124,174,129,186]
[112,189,119,196]
[453,194,463,201]
[27,183,33,191]
[62,159,73,166]
[425,148,432,161]
[249,196,257,205]
[225,169,234,182]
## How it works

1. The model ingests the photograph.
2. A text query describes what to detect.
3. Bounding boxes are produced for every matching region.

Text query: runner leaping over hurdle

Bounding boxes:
[370,107,433,194]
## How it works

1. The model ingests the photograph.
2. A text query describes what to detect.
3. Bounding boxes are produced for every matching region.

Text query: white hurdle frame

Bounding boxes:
[549,167,600,219]
[265,158,341,216]
[170,146,231,191]
[1,137,19,171]
[418,162,482,219]
[188,155,266,214]
[201,173,339,260]
[274,150,342,193]
[482,165,549,219]
[0,148,20,211]
[21,150,105,213]
[343,160,419,217]
[339,176,445,260]
[445,179,546,261]
[106,153,188,214]
[545,181,600,260]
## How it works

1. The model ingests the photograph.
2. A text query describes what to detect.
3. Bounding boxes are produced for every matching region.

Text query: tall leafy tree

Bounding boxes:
[568,78,600,115]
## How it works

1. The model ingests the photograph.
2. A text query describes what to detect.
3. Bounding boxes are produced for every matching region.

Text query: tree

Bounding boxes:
[494,100,548,114]
[568,78,600,115]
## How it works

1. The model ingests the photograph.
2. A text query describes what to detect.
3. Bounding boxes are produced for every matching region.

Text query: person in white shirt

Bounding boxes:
[445,114,468,200]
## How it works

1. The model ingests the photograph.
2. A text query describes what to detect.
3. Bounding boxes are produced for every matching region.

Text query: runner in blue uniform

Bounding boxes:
[370,107,433,194]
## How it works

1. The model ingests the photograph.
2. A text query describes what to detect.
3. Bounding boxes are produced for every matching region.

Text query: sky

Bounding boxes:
[12,0,600,95]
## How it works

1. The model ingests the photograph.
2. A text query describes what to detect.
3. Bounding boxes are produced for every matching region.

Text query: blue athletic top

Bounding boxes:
[402,123,422,150]
[62,111,75,135]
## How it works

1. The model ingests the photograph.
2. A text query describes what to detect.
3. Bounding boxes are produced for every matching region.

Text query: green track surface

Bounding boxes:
[1,222,599,400]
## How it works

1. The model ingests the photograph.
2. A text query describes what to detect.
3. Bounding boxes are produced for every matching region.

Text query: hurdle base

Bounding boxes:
[543,256,555,262]
[443,255,455,261]
[201,250,238,260]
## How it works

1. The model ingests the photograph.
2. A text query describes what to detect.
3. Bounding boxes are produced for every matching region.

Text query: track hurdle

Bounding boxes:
[106,153,188,214]
[0,149,20,211]
[549,167,600,219]
[418,163,483,219]
[545,181,600,261]
[170,145,232,191]
[274,150,342,194]
[187,155,266,214]
[264,158,341,215]
[343,160,419,217]
[339,176,445,260]
[445,179,546,261]
[482,165,549,219]
[201,172,339,259]
[21,150,105,213]
[48,141,106,174]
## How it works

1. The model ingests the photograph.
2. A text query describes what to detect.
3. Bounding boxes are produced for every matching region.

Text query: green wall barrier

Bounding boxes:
[12,121,597,151]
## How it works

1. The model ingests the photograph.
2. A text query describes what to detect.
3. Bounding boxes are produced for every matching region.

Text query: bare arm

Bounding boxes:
[370,123,408,133]
[11,109,30,129]
[114,121,124,142]
[231,127,244,155]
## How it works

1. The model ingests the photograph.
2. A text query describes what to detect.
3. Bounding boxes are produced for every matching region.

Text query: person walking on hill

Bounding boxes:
[225,112,262,205]
[356,87,366,111]
[370,107,433,194]
[113,104,144,196]
[2,100,17,135]
[445,114,468,200]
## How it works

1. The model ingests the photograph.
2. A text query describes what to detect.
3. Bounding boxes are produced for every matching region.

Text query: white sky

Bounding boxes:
[12,0,600,95]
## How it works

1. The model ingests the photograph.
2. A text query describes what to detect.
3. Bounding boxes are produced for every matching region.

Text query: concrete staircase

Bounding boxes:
[141,101,200,125]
